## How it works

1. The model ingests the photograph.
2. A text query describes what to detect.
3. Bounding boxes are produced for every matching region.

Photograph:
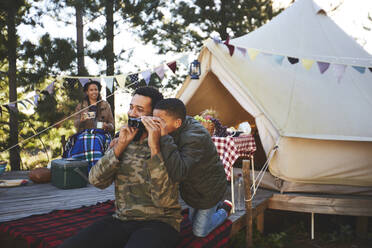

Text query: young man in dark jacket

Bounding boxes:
[151,98,231,237]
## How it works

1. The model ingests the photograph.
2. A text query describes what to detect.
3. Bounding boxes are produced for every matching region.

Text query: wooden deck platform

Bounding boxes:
[0,171,115,223]
[0,171,273,235]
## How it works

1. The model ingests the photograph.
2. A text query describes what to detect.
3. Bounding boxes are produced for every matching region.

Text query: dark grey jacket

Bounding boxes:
[160,116,227,209]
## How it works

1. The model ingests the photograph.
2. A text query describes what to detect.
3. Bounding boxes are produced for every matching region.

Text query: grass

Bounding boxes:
[228,210,372,248]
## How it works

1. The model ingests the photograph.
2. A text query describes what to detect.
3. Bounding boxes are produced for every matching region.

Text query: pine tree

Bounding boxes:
[127,0,282,53]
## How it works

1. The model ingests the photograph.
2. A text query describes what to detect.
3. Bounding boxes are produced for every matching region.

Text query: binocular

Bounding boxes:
[128,117,145,130]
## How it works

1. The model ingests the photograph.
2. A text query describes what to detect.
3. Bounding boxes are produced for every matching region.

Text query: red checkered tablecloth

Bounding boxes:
[212,135,256,180]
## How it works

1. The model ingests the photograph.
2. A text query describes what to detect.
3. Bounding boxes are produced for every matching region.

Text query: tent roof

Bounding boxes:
[231,0,372,67]
[191,0,372,142]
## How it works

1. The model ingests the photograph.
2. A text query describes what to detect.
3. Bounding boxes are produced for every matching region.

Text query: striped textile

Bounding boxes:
[0,201,232,248]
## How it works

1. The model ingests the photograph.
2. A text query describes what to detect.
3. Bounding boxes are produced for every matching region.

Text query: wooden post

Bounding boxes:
[256,212,264,233]
[356,216,368,238]
[242,159,253,247]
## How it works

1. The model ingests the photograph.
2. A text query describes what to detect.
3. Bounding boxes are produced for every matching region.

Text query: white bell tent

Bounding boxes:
[177,0,372,188]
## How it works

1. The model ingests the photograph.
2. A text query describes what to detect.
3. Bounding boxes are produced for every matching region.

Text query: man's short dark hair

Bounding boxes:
[154,98,186,122]
[133,86,164,110]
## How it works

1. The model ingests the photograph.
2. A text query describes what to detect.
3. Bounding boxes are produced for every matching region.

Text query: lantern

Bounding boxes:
[189,59,201,79]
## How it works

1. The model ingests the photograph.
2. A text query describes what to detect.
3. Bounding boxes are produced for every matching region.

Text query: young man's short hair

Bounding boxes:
[154,98,186,122]
[133,86,164,109]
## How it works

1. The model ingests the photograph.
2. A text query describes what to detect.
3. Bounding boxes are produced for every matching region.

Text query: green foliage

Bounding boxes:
[126,0,282,53]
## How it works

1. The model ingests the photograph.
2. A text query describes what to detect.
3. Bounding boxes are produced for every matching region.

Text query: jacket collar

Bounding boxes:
[169,116,191,138]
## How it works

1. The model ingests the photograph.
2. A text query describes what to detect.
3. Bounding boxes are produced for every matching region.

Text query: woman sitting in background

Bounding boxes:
[64,80,113,171]
[74,80,114,132]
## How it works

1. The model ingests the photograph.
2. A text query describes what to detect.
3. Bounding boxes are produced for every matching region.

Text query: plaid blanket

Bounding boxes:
[0,201,232,248]
[63,129,112,171]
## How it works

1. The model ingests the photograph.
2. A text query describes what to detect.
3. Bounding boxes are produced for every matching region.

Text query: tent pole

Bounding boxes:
[311,212,315,240]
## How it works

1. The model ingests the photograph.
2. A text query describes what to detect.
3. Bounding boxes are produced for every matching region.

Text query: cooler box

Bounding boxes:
[51,158,89,189]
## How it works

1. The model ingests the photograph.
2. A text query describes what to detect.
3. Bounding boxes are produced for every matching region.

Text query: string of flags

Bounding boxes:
[214,37,372,82]
[0,54,190,116]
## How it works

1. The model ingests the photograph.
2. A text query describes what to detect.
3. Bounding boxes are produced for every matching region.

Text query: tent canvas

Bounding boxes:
[176,0,372,188]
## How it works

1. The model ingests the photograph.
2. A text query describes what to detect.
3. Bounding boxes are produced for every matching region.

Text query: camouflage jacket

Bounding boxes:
[89,139,182,231]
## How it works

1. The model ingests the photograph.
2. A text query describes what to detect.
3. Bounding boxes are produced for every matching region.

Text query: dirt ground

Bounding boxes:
[229,210,372,248]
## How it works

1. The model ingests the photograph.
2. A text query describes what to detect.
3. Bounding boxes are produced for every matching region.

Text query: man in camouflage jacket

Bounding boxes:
[59,87,181,248]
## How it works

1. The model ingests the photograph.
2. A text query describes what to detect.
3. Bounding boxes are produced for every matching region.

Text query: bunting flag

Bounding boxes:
[115,75,126,88]
[369,68,372,72]
[79,78,90,87]
[317,62,330,74]
[19,100,28,109]
[141,69,152,85]
[223,36,235,56]
[236,47,247,57]
[179,54,189,67]
[273,55,285,65]
[65,78,77,88]
[6,103,18,113]
[129,73,139,84]
[287,57,299,64]
[212,37,222,43]
[167,61,177,73]
[247,48,260,61]
[332,64,347,82]
[301,59,315,70]
[34,94,39,106]
[154,65,165,80]
[352,66,366,74]
[45,81,55,95]
[25,99,35,106]
[103,77,114,92]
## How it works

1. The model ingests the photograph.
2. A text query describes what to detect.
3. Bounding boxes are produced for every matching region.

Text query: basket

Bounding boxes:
[201,121,215,136]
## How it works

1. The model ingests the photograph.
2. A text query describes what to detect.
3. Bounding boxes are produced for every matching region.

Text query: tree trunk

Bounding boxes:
[7,4,21,170]
[105,0,115,128]
[75,1,87,75]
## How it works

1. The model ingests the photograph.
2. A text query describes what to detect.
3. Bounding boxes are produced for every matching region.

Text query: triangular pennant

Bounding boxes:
[179,54,189,67]
[115,75,126,88]
[19,100,28,109]
[352,66,366,74]
[212,37,222,43]
[273,55,285,65]
[25,98,35,106]
[167,61,177,73]
[45,81,55,95]
[301,59,315,70]
[287,57,299,64]
[317,62,330,74]
[141,70,152,86]
[223,36,235,56]
[129,73,139,84]
[154,65,165,80]
[103,77,114,92]
[247,48,260,60]
[65,78,77,88]
[333,64,347,83]
[6,103,18,113]
[369,67,372,72]
[79,78,90,87]
[236,47,247,57]
[34,94,39,106]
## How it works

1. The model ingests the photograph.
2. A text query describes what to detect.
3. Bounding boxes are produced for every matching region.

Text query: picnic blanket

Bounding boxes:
[0,201,232,248]
[63,129,112,171]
